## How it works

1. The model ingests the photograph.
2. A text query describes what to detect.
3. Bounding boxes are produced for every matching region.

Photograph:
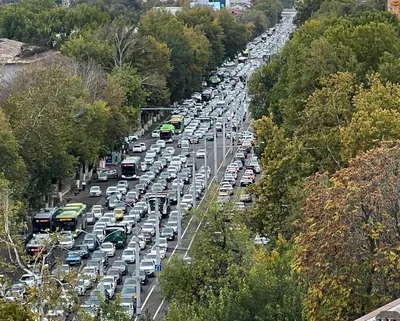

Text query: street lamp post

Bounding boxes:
[192,152,196,208]
[204,138,208,189]
[134,215,141,316]
[155,196,160,266]
[177,171,182,247]
[213,124,218,182]
[222,117,226,163]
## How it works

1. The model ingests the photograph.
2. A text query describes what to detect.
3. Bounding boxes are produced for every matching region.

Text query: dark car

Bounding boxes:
[168,191,178,205]
[161,227,175,241]
[112,260,128,275]
[159,171,172,182]
[106,268,123,284]
[74,244,90,259]
[91,250,109,268]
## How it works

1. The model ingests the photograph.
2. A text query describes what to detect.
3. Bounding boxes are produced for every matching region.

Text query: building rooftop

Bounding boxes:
[0,38,61,64]
[355,298,400,321]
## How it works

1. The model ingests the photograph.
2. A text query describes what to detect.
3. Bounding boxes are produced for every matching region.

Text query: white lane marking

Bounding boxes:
[143,118,252,317]
[184,221,202,257]
[153,299,165,320]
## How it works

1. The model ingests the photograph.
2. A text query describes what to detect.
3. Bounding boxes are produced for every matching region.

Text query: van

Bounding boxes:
[215,122,223,132]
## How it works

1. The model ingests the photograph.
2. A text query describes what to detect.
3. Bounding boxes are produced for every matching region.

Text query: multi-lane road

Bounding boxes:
[65,96,252,320]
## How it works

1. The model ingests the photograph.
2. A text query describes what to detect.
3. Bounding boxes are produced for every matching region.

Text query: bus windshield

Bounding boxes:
[32,219,51,233]
[57,218,75,231]
[121,164,136,176]
[160,131,173,139]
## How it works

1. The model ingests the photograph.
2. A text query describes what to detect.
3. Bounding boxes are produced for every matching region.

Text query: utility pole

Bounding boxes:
[230,111,233,153]
[135,216,141,316]
[214,124,218,182]
[192,152,196,208]
[155,196,160,266]
[222,116,226,162]
[177,171,182,247]
[204,138,208,188]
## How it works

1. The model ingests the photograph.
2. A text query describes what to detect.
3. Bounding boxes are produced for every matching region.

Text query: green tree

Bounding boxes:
[215,9,248,60]
[0,109,26,191]
[341,74,400,161]
[2,65,98,207]
[239,10,269,38]
[0,298,35,321]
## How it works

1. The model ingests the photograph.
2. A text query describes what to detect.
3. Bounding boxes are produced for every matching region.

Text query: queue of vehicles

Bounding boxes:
[3,17,294,319]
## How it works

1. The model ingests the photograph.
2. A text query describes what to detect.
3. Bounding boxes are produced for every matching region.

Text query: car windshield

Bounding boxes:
[123,250,134,255]
[143,224,153,229]
[142,261,153,267]
[102,244,113,249]
[122,287,136,294]
[68,251,80,257]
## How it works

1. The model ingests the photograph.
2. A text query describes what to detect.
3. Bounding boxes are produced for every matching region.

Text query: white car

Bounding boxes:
[139,143,147,151]
[144,156,154,165]
[102,276,117,291]
[93,228,106,242]
[254,235,269,245]
[132,144,143,153]
[59,236,75,249]
[103,212,116,224]
[89,186,102,197]
[165,147,175,155]
[19,274,38,288]
[196,149,206,158]
[128,235,146,250]
[92,208,103,219]
[101,242,116,257]
[151,244,166,259]
[150,144,161,154]
[152,130,160,138]
[106,186,118,196]
[140,259,156,277]
[82,267,98,282]
[98,282,115,299]
[117,184,128,195]
[156,140,166,148]
[122,304,135,318]
[121,249,136,263]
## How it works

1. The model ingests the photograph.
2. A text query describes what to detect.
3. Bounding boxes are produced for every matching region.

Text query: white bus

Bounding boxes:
[121,156,141,179]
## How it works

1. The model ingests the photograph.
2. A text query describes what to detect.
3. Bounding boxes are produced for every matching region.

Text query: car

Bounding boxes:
[239,191,252,202]
[140,259,156,277]
[128,235,146,251]
[64,250,82,266]
[105,169,118,179]
[156,140,166,148]
[112,260,128,275]
[59,235,75,249]
[144,156,154,165]
[89,186,102,197]
[91,250,109,268]
[101,242,116,257]
[82,267,98,282]
[121,286,138,304]
[106,268,123,284]
[161,227,175,241]
[75,279,89,296]
[97,171,108,182]
[19,274,38,288]
[151,183,165,193]
[240,175,253,186]
[74,244,90,259]
[141,223,156,242]
[164,221,178,234]
[152,130,160,138]
[83,234,98,251]
[254,235,269,245]
[93,228,106,242]
[196,149,206,158]
[106,186,118,196]
[121,249,136,263]
[205,132,214,141]
[190,135,199,144]
[122,303,135,318]
[165,146,175,155]
[6,283,26,300]
[98,282,115,299]
[150,144,161,154]
[132,144,143,153]
[117,183,128,195]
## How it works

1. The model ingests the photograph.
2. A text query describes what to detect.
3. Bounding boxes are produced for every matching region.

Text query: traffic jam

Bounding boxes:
[3,17,293,320]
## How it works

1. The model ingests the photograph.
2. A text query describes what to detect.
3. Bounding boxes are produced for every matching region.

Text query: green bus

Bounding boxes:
[56,203,87,237]
[104,224,127,249]
[169,115,184,134]
[160,124,175,143]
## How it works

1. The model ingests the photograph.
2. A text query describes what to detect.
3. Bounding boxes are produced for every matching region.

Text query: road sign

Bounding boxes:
[155,264,162,272]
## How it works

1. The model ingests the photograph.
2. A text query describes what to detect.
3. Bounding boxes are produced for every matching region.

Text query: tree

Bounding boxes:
[248,116,313,240]
[296,72,356,172]
[296,142,400,321]
[239,10,269,38]
[1,65,101,207]
[341,74,400,161]
[0,300,35,321]
[176,6,225,68]
[215,9,248,60]
[0,109,26,191]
